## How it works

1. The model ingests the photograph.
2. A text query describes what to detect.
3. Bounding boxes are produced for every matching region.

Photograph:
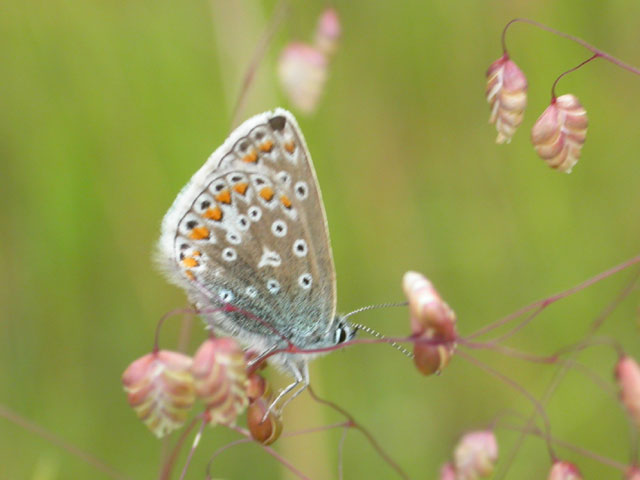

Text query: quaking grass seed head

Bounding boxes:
[247,396,283,445]
[531,94,587,173]
[453,430,499,480]
[121,350,195,438]
[402,271,457,375]
[548,460,583,480]
[486,55,528,144]
[615,355,640,427]
[191,337,249,426]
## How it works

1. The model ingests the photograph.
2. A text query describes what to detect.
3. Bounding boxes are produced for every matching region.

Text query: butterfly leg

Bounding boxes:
[263,359,309,421]
[247,344,279,368]
[277,361,310,411]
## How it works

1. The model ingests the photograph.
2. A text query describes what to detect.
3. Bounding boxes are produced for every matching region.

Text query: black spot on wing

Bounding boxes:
[268,115,286,132]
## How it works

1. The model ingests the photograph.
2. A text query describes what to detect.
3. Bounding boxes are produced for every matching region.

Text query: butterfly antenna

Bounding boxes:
[342,301,408,320]
[350,322,414,359]
[343,301,414,359]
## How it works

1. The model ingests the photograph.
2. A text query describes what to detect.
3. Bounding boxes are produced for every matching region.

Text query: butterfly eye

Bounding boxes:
[335,326,348,344]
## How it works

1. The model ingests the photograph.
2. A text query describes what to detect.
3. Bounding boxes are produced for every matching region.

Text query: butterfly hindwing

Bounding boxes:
[157,109,337,349]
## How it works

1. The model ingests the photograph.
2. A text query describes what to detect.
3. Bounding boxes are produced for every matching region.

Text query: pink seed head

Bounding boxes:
[403,271,457,375]
[278,42,328,114]
[402,271,456,337]
[548,460,583,480]
[486,55,528,144]
[314,8,341,56]
[531,94,588,173]
[191,337,248,426]
[247,396,283,445]
[626,467,640,480]
[121,350,195,438]
[453,430,499,479]
[615,356,640,427]
[439,462,456,480]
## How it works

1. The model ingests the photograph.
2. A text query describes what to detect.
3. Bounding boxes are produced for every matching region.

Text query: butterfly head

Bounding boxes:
[331,315,357,346]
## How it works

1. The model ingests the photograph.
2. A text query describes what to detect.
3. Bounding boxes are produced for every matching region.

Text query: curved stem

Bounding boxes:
[456,350,557,461]
[178,417,207,480]
[159,416,201,480]
[551,54,599,100]
[153,307,197,352]
[502,18,640,77]
[0,405,131,480]
[498,422,628,472]
[338,425,349,480]
[495,267,640,478]
[467,254,640,340]
[307,386,410,480]
[207,425,311,480]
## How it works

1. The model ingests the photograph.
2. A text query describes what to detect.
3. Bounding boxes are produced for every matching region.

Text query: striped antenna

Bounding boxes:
[350,323,414,359]
[343,301,414,359]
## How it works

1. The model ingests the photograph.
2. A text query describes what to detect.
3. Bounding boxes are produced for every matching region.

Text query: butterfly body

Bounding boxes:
[157,109,354,394]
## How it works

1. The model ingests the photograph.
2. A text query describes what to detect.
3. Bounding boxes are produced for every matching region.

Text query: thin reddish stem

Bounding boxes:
[495,268,640,478]
[281,421,350,438]
[467,254,640,340]
[456,350,556,460]
[178,417,207,480]
[550,54,599,100]
[227,425,311,480]
[0,404,131,480]
[153,307,198,352]
[158,416,202,480]
[307,386,410,480]
[499,421,628,472]
[460,338,618,397]
[338,425,349,480]
[501,18,640,76]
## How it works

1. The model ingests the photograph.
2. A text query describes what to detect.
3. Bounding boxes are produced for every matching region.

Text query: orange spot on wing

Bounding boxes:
[243,150,258,163]
[233,182,248,195]
[182,257,199,268]
[204,206,223,221]
[192,251,201,257]
[280,195,292,209]
[284,141,295,153]
[185,270,195,281]
[259,140,274,152]
[215,189,231,204]
[189,226,210,240]
[259,186,274,202]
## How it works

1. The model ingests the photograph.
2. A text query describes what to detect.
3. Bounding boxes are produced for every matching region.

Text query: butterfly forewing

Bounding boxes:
[158,109,337,350]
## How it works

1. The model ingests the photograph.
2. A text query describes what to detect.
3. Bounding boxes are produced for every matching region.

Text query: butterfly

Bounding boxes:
[156,109,356,407]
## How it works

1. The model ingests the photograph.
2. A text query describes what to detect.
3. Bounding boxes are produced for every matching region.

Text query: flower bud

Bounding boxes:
[486,55,528,144]
[402,271,456,337]
[531,94,588,173]
[403,271,457,375]
[548,461,582,480]
[314,8,341,56]
[413,342,455,376]
[453,430,498,479]
[247,397,283,445]
[191,338,248,426]
[626,467,640,480]
[439,462,456,480]
[278,43,328,114]
[246,372,268,403]
[615,356,640,427]
[122,350,195,438]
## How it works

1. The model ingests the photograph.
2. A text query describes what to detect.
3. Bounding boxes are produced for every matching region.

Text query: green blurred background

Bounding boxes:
[2,0,639,478]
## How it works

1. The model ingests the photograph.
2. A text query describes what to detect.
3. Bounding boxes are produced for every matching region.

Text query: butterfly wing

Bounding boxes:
[157,109,337,352]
